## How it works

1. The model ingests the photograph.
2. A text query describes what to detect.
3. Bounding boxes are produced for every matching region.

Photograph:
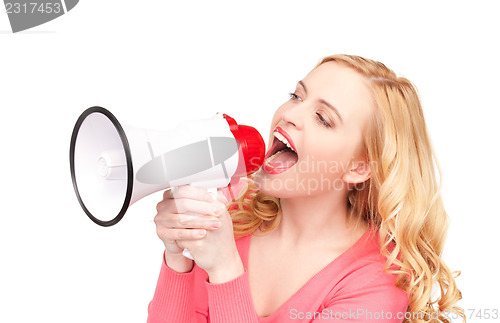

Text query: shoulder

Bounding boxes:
[328,261,408,305]
[323,229,409,315]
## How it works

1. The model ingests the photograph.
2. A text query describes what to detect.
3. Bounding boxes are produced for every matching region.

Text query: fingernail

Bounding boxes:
[205,193,214,202]
[197,229,206,237]
[213,206,222,214]
[211,221,221,229]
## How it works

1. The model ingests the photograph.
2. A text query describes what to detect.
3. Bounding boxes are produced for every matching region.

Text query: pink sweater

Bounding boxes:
[147,228,409,322]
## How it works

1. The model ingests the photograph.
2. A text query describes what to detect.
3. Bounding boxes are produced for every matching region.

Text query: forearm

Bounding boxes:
[166,252,194,273]
[206,251,244,284]
[147,252,199,323]
[205,270,260,323]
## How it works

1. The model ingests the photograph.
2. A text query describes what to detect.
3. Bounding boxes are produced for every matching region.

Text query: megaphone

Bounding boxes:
[69,107,265,229]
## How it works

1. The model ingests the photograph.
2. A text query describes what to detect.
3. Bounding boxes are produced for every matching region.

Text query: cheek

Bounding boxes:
[300,138,353,176]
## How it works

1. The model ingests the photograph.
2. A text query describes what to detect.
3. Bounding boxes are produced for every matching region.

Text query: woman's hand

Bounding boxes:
[154,185,222,273]
[154,185,243,282]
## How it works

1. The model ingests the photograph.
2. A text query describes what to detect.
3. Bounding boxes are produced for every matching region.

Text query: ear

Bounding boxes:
[341,160,371,185]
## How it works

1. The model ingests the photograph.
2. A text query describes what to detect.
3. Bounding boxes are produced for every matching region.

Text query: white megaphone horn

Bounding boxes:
[69,107,266,231]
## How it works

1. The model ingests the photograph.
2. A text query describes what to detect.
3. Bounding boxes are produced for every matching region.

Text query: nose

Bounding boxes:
[281,104,304,129]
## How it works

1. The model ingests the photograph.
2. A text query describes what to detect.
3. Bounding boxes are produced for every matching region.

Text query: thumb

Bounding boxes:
[217,190,229,205]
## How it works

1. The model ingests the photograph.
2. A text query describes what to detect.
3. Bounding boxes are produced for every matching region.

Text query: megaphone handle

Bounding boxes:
[182,186,218,260]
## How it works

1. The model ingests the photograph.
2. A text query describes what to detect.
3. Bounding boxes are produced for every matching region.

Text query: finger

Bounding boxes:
[160,228,207,241]
[156,200,226,223]
[163,188,174,200]
[217,191,229,205]
[171,198,224,216]
[156,213,221,230]
[170,185,215,202]
[176,239,204,253]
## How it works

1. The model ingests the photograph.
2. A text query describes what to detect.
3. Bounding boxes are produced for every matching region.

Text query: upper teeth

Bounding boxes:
[274,131,296,152]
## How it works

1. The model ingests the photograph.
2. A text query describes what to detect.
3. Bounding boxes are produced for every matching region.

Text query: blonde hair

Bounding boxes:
[229,54,464,322]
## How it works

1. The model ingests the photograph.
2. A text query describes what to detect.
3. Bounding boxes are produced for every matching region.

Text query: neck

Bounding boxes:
[274,189,355,248]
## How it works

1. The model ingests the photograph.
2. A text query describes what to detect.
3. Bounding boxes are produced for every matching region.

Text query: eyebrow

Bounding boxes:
[298,80,344,124]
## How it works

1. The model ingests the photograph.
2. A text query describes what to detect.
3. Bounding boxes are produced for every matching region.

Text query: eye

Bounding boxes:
[316,112,332,128]
[288,92,302,101]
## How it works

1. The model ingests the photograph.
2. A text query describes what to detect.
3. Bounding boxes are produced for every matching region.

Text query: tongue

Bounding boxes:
[268,150,298,169]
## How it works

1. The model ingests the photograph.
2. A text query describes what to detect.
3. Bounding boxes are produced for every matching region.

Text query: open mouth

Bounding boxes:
[263,128,299,175]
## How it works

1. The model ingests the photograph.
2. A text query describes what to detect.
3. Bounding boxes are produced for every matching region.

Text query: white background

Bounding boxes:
[1,1,499,322]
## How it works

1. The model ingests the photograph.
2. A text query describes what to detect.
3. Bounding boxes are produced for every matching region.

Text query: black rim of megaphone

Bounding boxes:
[69,106,134,227]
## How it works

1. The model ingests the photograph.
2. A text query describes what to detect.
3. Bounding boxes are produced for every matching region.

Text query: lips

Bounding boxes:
[275,127,297,153]
[263,127,299,174]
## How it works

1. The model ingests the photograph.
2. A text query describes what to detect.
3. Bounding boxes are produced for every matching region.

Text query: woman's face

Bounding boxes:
[253,62,374,198]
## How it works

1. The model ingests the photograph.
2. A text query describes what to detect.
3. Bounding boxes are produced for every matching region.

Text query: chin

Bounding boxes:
[252,169,282,197]
[252,167,306,198]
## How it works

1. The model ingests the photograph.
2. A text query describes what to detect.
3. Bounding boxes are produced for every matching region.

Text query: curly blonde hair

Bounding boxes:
[228,54,464,322]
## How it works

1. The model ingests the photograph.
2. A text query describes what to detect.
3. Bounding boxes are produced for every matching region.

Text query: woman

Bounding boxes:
[148,55,464,322]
